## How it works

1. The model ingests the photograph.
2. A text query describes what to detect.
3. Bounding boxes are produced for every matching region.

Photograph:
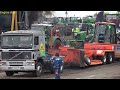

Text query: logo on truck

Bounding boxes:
[39,42,46,56]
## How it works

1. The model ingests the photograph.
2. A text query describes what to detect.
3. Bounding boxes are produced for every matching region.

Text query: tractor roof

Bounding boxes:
[95,22,116,25]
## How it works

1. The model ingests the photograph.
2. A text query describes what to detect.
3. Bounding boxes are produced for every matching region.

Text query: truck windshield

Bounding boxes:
[1,35,33,49]
[95,24,108,34]
[94,24,113,43]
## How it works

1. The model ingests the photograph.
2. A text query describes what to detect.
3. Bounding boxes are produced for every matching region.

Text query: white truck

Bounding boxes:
[0,27,48,77]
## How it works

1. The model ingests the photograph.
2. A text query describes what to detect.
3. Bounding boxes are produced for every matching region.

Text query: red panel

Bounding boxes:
[48,46,81,65]
[84,43,113,50]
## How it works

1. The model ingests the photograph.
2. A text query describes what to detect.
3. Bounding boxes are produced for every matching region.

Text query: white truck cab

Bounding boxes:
[0,29,46,77]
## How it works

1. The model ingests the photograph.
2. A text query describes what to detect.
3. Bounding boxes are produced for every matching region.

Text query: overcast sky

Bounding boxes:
[52,11,117,18]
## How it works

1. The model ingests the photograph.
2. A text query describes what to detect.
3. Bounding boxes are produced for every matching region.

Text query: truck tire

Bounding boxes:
[79,50,86,67]
[84,56,91,66]
[5,71,14,76]
[107,53,114,64]
[101,54,107,65]
[36,62,43,77]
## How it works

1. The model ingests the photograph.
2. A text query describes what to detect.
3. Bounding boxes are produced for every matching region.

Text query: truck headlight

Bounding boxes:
[26,61,35,66]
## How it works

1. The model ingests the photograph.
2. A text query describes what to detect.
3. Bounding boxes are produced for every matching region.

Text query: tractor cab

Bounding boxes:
[94,22,117,44]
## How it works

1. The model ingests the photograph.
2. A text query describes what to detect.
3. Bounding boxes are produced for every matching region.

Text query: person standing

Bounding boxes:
[51,52,63,79]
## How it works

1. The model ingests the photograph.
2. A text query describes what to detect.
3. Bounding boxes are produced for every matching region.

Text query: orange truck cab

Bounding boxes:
[84,22,120,65]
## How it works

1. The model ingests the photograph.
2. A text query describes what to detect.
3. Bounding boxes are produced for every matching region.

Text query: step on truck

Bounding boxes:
[0,28,56,77]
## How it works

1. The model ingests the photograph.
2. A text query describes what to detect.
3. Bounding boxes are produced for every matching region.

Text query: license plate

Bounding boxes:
[13,67,20,69]
[8,67,24,70]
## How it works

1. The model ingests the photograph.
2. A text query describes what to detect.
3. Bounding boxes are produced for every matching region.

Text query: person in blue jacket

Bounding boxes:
[51,52,63,79]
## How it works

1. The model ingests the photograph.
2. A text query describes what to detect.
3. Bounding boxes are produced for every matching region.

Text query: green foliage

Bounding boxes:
[83,17,95,23]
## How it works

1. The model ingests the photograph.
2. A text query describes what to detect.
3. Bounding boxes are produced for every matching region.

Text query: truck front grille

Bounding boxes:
[1,52,31,60]
[9,62,23,66]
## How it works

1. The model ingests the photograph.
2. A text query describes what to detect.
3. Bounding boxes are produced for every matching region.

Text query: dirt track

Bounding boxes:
[1,61,120,79]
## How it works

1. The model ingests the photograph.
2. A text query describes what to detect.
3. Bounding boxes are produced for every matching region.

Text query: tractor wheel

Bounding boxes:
[84,56,91,66]
[54,39,61,49]
[101,54,107,65]
[107,53,114,64]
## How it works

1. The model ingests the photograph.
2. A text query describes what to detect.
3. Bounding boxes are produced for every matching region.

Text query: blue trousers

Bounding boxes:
[54,68,60,79]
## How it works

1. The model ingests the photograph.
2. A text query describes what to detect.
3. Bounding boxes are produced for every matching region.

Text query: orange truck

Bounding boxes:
[84,22,120,65]
[48,21,120,68]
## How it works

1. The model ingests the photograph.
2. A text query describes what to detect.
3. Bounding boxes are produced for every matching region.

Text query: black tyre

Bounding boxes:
[101,54,107,65]
[107,53,114,64]
[35,62,43,77]
[5,71,14,76]
[84,56,91,66]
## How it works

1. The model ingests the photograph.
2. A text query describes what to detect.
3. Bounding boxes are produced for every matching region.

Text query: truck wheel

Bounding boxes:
[107,53,113,64]
[60,64,64,73]
[84,56,91,66]
[101,54,107,65]
[5,71,14,76]
[36,62,43,77]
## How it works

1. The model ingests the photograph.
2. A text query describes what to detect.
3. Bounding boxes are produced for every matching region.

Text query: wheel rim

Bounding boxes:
[110,55,113,62]
[103,56,106,63]
[84,56,91,65]
[88,58,91,63]
[37,65,42,73]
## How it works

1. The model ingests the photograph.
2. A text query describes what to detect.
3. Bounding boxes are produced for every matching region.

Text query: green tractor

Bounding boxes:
[67,16,95,48]
[44,17,95,49]
[68,23,94,48]
[82,16,95,42]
